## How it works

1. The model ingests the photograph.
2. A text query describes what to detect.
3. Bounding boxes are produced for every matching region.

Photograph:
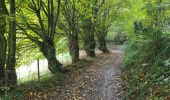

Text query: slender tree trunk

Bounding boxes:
[0,36,6,86]
[68,30,79,63]
[0,0,7,86]
[39,41,62,73]
[6,0,17,87]
[0,1,8,92]
[0,2,8,94]
[0,19,7,86]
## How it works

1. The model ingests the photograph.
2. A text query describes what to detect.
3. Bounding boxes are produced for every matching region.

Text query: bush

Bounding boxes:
[123,28,170,99]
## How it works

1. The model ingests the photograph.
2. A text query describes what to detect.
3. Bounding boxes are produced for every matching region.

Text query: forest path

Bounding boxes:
[27,47,124,100]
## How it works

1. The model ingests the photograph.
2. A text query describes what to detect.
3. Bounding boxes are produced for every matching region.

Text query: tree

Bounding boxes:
[0,0,8,86]
[18,0,63,73]
[96,0,124,52]
[77,0,96,57]
[5,0,18,87]
[94,0,110,53]
[61,0,79,63]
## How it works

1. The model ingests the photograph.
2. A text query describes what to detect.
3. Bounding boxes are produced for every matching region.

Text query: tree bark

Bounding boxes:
[39,41,62,73]
[0,0,7,86]
[6,0,17,87]
[68,31,79,63]
[83,19,96,57]
[0,24,7,86]
[84,38,96,57]
[97,29,109,53]
[98,36,109,53]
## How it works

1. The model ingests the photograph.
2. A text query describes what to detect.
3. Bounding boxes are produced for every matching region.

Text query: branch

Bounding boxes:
[42,1,48,17]
[26,23,44,38]
[0,0,9,15]
[17,23,42,46]
[54,0,61,28]
[57,22,69,35]
[28,0,46,32]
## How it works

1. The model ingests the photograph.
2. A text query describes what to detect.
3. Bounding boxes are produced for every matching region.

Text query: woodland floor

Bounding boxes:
[24,46,124,100]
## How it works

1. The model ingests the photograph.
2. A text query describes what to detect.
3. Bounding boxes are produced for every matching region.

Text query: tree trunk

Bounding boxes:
[98,36,109,53]
[68,23,79,63]
[83,19,96,57]
[61,0,80,63]
[84,38,96,57]
[0,32,7,92]
[0,0,6,85]
[6,0,17,87]
[0,0,8,89]
[39,41,62,73]
[68,32,79,63]
[0,18,7,86]
[19,0,62,73]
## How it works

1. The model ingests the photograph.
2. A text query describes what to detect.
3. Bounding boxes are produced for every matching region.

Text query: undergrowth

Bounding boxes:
[123,37,170,99]
[0,59,92,100]
[0,72,64,100]
[122,1,170,99]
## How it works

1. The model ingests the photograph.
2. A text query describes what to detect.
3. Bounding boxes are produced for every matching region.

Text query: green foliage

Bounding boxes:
[123,43,170,99]
[123,0,170,99]
[1,91,24,100]
[16,36,69,67]
[55,37,69,54]
[16,39,42,67]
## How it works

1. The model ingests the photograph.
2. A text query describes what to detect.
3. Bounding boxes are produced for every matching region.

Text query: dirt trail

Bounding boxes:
[29,47,124,100]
